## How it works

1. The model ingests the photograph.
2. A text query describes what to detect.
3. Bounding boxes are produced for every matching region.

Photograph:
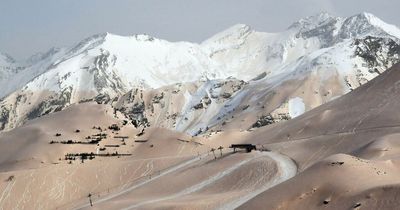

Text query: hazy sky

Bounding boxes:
[1,0,399,60]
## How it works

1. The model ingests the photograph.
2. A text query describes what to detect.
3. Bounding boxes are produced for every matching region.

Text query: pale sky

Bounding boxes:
[1,0,399,60]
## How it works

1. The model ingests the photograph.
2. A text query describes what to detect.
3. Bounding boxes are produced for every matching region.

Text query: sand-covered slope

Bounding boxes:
[0,102,298,210]
[240,154,400,210]
[237,64,400,209]
[74,151,288,210]
[222,63,400,167]
[0,103,210,209]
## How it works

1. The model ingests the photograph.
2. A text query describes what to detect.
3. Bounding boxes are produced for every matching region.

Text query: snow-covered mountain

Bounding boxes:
[0,12,399,133]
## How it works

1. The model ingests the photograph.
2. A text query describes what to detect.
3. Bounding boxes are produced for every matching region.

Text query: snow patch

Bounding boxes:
[288,97,305,118]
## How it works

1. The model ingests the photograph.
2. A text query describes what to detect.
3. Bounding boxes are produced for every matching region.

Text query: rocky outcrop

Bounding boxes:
[251,115,275,128]
[354,36,400,71]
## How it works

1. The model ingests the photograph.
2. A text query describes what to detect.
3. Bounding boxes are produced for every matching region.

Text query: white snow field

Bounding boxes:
[288,97,306,118]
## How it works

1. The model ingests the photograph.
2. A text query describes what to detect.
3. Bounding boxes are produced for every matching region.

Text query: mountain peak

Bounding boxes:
[286,12,400,42]
[346,12,382,25]
[288,12,338,30]
[359,12,400,38]
[359,11,377,19]
[353,12,387,23]
[289,11,382,30]
[202,24,253,45]
[340,12,400,39]
[227,23,251,31]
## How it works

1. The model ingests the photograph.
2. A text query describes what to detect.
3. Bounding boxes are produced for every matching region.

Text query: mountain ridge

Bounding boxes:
[0,12,399,134]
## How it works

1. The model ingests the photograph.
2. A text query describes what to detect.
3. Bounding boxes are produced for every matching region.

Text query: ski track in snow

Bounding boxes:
[123,151,297,210]
[217,152,297,210]
[75,151,296,210]
[0,179,16,207]
[121,153,262,210]
[75,154,208,209]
